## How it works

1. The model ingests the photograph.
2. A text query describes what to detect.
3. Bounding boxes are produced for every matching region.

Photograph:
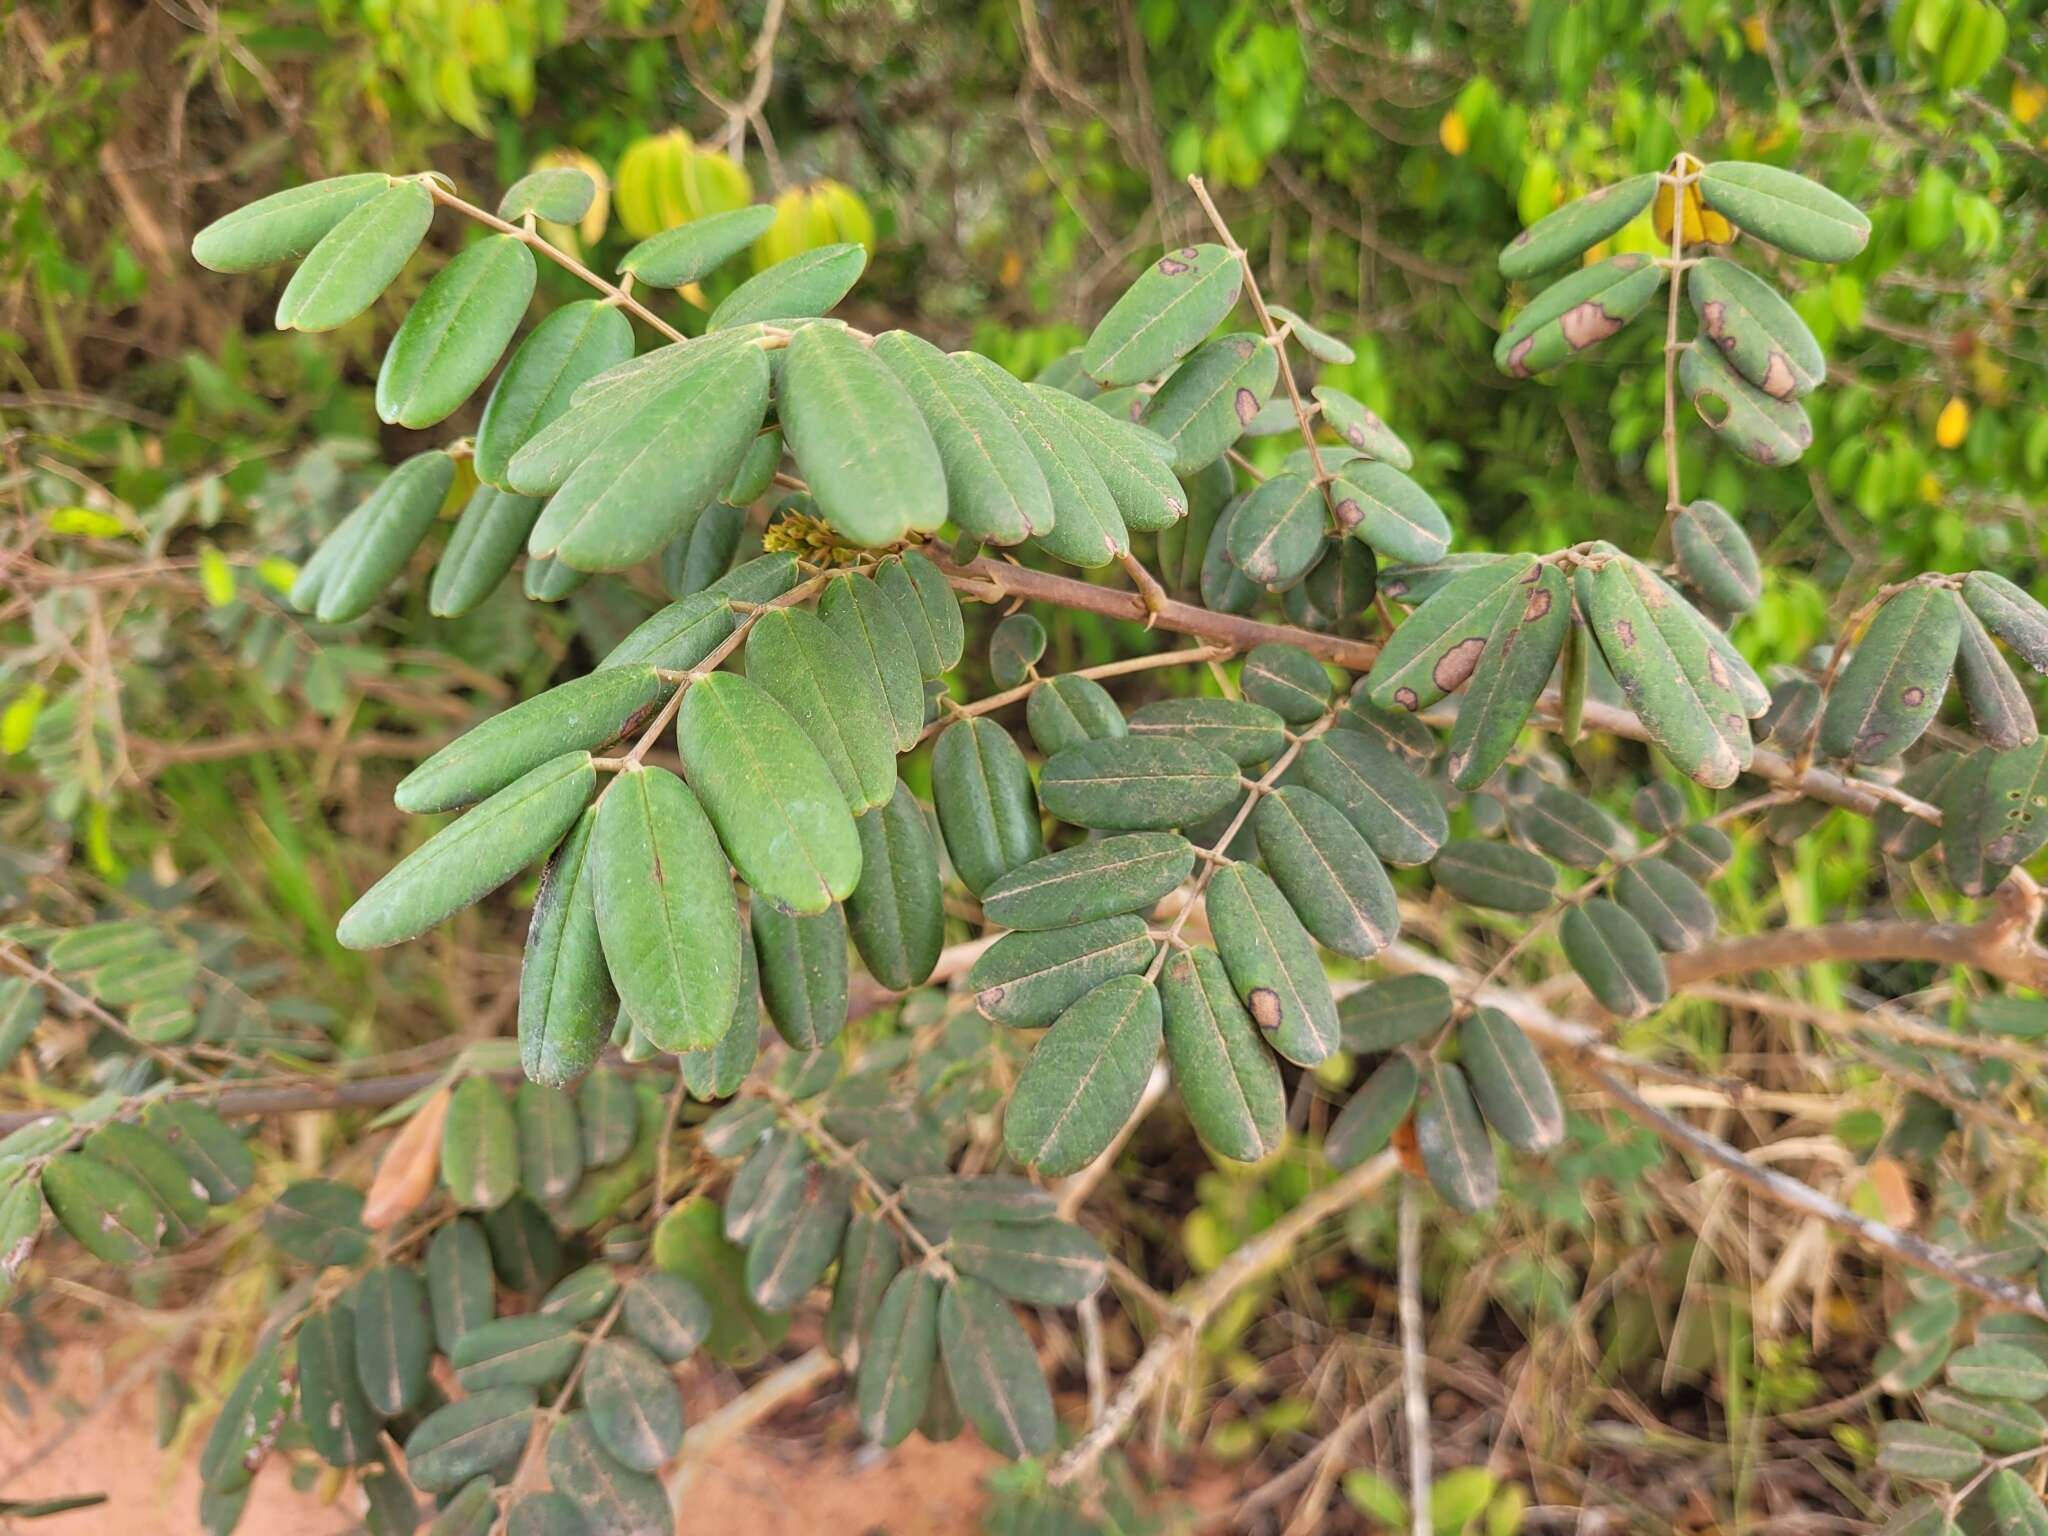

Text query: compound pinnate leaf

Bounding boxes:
[520,809,614,1090]
[1140,332,1277,473]
[818,573,926,752]
[350,1263,431,1416]
[752,901,850,1051]
[1697,162,1872,262]
[340,751,595,951]
[1339,974,1453,1053]
[1252,787,1398,959]
[1025,673,1128,757]
[193,173,391,272]
[1209,860,1339,1067]
[312,449,456,624]
[1493,255,1663,377]
[591,765,742,1051]
[1688,257,1825,401]
[874,331,1053,544]
[981,833,1194,932]
[709,243,867,329]
[398,666,668,814]
[846,780,946,991]
[296,1306,377,1467]
[406,1388,538,1495]
[1039,736,1243,832]
[1160,946,1285,1163]
[1416,1062,1498,1213]
[1312,385,1412,469]
[1819,585,1961,763]
[376,234,536,428]
[1228,471,1325,589]
[939,1277,1058,1459]
[42,1152,163,1264]
[1614,857,1719,952]
[275,180,434,332]
[430,484,544,619]
[1082,243,1243,386]
[1300,731,1448,866]
[1367,555,1538,713]
[1457,1008,1563,1152]
[1433,843,1556,913]
[858,1268,940,1448]
[449,1313,581,1391]
[1326,1053,1419,1170]
[1446,563,1569,790]
[930,717,1045,896]
[1672,499,1762,614]
[1679,339,1814,467]
[474,301,635,489]
[1497,172,1657,279]
[1561,899,1669,1019]
[1963,572,2048,675]
[1984,738,2048,867]
[1329,461,1451,566]
[1005,974,1163,1174]
[619,204,777,287]
[1955,601,2038,751]
[782,325,948,546]
[1129,697,1287,767]
[1583,557,1745,788]
[679,672,863,915]
[584,1339,686,1473]
[264,1179,367,1266]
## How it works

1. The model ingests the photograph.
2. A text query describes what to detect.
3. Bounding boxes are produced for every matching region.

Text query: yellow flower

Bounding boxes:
[1652,152,1735,246]
[1439,109,1470,157]
[2012,77,2045,126]
[1935,395,1970,450]
[1740,13,1769,52]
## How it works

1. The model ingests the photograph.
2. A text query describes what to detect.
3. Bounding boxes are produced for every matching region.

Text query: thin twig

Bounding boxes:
[1399,1180,1430,1536]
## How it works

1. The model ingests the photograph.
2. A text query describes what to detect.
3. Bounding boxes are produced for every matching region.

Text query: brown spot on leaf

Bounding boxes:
[1248,988,1283,1031]
[1751,439,1778,464]
[1157,257,1190,276]
[1433,636,1487,693]
[1331,497,1363,531]
[1700,299,1728,343]
[1706,649,1730,689]
[1901,686,1925,707]
[1506,336,1536,378]
[1613,618,1637,649]
[1393,686,1420,711]
[1560,302,1626,350]
[1854,729,1889,756]
[1761,351,1798,399]
[977,986,1005,1010]
[1522,586,1554,622]
[1234,388,1260,425]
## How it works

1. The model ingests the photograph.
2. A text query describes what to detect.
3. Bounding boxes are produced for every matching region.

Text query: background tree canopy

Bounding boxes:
[3,3,2048,1534]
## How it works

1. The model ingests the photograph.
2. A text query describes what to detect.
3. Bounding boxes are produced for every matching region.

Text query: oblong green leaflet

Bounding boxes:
[377,234,537,428]
[989,613,1048,689]
[949,1219,1105,1306]
[1819,585,1961,763]
[858,1267,940,1448]
[193,173,392,272]
[405,1388,538,1494]
[1326,1052,1419,1170]
[1160,946,1285,1163]
[546,1409,673,1531]
[399,666,668,815]
[525,554,588,602]
[1208,860,1339,1066]
[501,338,694,496]
[1415,1061,1498,1213]
[1688,256,1824,401]
[1945,1342,2048,1401]
[1924,1389,2048,1455]
[1005,974,1163,1174]
[583,1339,686,1472]
[82,1121,205,1245]
[515,1082,583,1201]
[1457,1008,1563,1152]
[1252,787,1398,959]
[899,550,965,672]
[1200,497,1260,613]
[1038,385,1186,533]
[1679,339,1813,467]
[1339,974,1453,1053]
[1039,735,1242,832]
[873,331,1053,544]
[938,1276,1057,1459]
[1083,243,1243,387]
[313,449,456,624]
[953,353,1126,568]
[1367,555,1537,713]
[1875,753,1959,861]
[520,808,614,1090]
[1583,556,1746,788]
[1129,697,1287,768]
[619,204,777,287]
[1942,748,2009,898]
[499,167,596,223]
[442,1075,518,1210]
[930,718,1044,897]
[782,324,948,546]
[42,1152,163,1263]
[581,1067,647,1165]
[1331,460,1452,566]
[141,1100,253,1204]
[818,572,926,752]
[1446,563,1569,790]
[623,1271,712,1365]
[297,1306,378,1467]
[1429,838,1556,912]
[590,765,743,1052]
[970,915,1156,1029]
[828,1212,901,1360]
[1287,536,1379,633]
[198,1339,291,1494]
[450,1312,581,1391]
[1514,783,1631,871]
[338,750,595,950]
[1672,499,1761,614]
[275,180,434,332]
[475,301,636,490]
[1498,172,1657,280]
[1313,385,1412,469]
[678,935,761,1100]
[745,1163,853,1311]
[1963,571,2048,675]
[846,780,945,991]
[430,484,545,618]
[1268,304,1354,364]
[1493,255,1663,378]
[530,341,772,571]
[753,900,850,1051]
[541,1263,617,1326]
[1697,161,1872,263]
[485,1193,568,1293]
[678,672,863,915]
[1984,737,2048,868]
[351,1262,431,1416]
[1955,602,2038,751]
[1140,332,1278,473]
[1874,1421,1983,1482]
[1299,730,1448,866]
[1025,673,1128,757]
[981,832,1194,932]
[1614,857,1718,952]
[1560,899,1669,1019]
[602,593,735,674]
[1228,471,1325,589]
[426,1217,495,1353]
[746,607,896,814]
[709,243,868,329]
[429,1477,500,1536]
